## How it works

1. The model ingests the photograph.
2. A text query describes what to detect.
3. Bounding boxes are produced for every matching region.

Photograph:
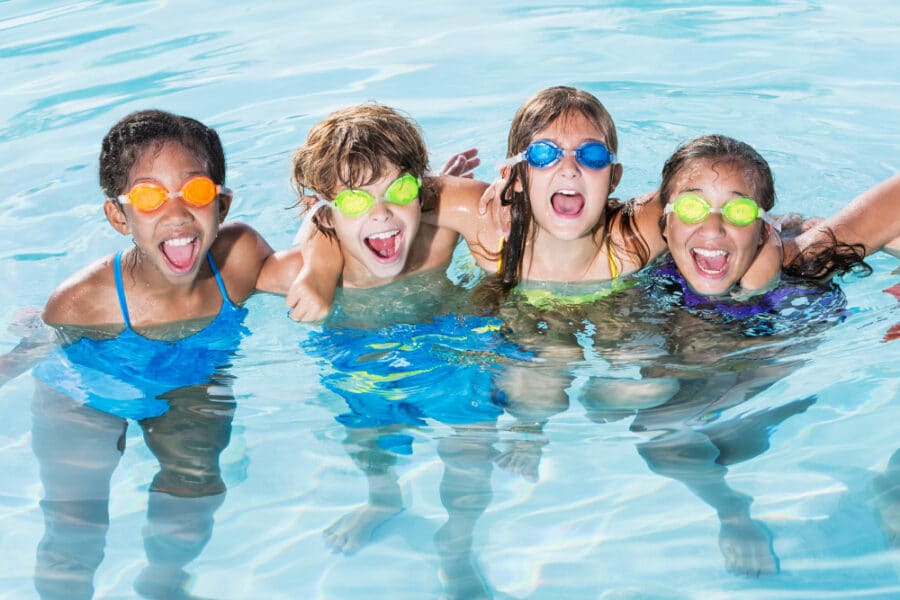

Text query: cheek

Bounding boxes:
[664,217,688,246]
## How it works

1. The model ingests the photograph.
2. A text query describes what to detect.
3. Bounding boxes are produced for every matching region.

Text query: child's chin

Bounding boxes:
[688,274,734,297]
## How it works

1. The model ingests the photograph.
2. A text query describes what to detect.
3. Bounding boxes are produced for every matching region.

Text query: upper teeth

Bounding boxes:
[557,190,578,196]
[693,248,727,257]
[165,237,194,246]
[368,230,398,240]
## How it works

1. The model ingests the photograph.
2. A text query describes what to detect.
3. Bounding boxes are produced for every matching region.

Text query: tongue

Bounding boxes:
[367,233,398,258]
[694,251,728,273]
[552,193,584,216]
[162,240,196,270]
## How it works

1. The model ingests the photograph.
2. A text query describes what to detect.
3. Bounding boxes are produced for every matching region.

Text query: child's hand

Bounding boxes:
[478,176,512,238]
[285,264,335,322]
[439,148,480,178]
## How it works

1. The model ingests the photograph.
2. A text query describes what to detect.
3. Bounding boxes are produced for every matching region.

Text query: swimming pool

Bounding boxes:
[1,1,898,598]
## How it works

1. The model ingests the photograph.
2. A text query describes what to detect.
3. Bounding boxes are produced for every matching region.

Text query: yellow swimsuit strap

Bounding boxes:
[496,237,506,275]
[606,236,619,279]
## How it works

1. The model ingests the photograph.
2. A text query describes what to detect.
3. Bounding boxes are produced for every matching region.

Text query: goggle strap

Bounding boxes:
[495,153,525,170]
[759,210,781,231]
[293,198,331,245]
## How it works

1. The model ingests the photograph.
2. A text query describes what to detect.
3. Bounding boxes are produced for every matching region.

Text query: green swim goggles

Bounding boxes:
[293,174,421,244]
[317,173,421,217]
[665,193,780,230]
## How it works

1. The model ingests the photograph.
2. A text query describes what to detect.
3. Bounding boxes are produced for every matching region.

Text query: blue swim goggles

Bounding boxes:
[497,140,616,170]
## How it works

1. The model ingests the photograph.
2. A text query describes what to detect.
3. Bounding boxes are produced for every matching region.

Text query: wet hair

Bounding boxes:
[483,86,646,305]
[659,134,775,214]
[291,103,432,238]
[99,109,226,198]
[659,134,869,281]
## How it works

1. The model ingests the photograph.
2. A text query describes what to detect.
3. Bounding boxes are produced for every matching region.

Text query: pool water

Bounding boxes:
[1,1,899,598]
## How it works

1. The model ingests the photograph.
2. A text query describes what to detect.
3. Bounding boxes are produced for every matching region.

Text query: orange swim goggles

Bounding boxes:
[116,176,229,212]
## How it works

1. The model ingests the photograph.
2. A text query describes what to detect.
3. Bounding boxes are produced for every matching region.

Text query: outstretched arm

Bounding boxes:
[257,231,343,321]
[422,176,503,271]
[0,309,55,387]
[786,174,900,264]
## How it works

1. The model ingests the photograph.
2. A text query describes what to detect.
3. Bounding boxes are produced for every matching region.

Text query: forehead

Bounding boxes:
[129,140,206,180]
[533,110,605,142]
[334,162,401,192]
[673,158,755,196]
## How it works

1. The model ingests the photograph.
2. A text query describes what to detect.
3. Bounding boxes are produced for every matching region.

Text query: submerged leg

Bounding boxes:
[31,386,126,600]
[494,364,569,482]
[323,426,404,554]
[637,428,779,577]
[434,428,497,600]
[135,384,234,598]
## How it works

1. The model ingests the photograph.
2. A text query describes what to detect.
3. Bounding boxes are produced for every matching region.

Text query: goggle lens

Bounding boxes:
[384,174,421,205]
[524,141,562,168]
[333,190,376,217]
[575,142,615,170]
[127,184,169,212]
[180,176,219,207]
[119,176,221,212]
[720,197,760,226]
[331,174,420,217]
[670,193,762,227]
[522,140,614,170]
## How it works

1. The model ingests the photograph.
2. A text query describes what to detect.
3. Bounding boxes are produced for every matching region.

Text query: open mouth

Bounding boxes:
[551,190,585,218]
[365,229,403,262]
[160,236,200,274]
[691,247,730,278]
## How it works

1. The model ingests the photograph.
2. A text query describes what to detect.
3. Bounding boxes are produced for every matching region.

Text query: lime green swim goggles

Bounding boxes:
[665,193,780,230]
[293,174,421,244]
[317,173,421,217]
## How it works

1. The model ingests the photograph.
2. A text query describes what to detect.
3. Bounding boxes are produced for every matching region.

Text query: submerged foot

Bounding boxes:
[718,517,779,577]
[435,523,491,600]
[494,440,546,483]
[323,503,403,554]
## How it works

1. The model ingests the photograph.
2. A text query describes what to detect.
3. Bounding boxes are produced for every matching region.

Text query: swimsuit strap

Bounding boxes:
[606,236,619,279]
[496,237,506,276]
[114,250,234,332]
[113,250,133,331]
[205,251,232,306]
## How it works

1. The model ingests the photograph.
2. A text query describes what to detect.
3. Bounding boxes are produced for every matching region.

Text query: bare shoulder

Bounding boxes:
[211,221,274,302]
[628,190,667,256]
[42,255,121,326]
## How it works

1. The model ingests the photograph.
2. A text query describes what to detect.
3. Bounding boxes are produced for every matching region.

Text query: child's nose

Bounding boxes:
[557,152,581,176]
[698,213,726,236]
[368,199,391,220]
[160,196,195,222]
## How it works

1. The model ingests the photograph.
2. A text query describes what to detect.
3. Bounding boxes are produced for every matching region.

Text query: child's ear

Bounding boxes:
[104,200,131,235]
[217,190,233,224]
[609,163,623,194]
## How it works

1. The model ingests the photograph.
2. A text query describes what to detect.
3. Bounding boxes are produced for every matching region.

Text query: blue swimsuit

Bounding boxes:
[33,250,249,420]
[303,314,533,452]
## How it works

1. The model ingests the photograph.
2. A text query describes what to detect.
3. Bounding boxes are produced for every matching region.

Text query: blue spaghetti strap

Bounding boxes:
[205,251,230,301]
[113,250,133,331]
